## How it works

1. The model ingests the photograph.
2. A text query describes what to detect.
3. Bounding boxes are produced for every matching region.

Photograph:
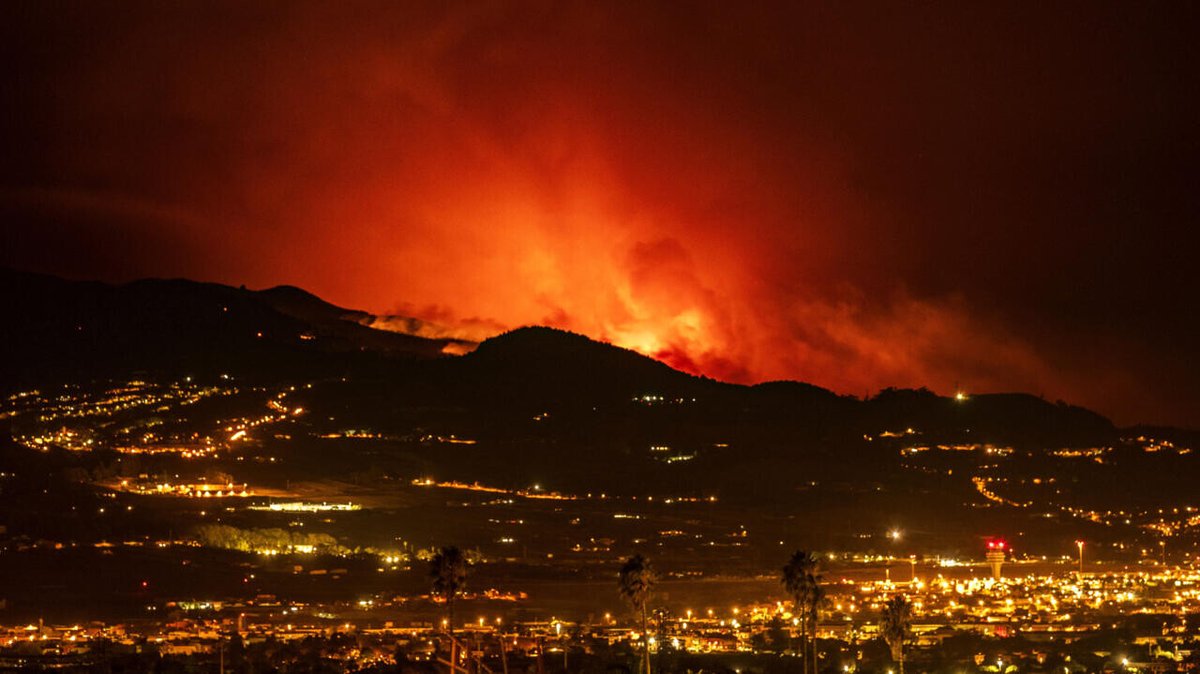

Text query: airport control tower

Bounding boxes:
[986,540,1007,579]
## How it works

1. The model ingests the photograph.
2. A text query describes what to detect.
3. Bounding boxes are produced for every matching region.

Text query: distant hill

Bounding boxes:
[10,269,1192,552]
[456,326,720,403]
[0,268,467,386]
[254,283,477,356]
[862,388,1114,447]
[444,327,1114,445]
[0,269,1121,451]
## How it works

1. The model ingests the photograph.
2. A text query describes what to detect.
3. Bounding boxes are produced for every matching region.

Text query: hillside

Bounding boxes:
[4,270,1200,557]
[0,268,462,386]
[0,269,1123,448]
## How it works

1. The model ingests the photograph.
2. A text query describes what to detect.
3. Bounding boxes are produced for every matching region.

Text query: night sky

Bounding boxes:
[1,2,1197,426]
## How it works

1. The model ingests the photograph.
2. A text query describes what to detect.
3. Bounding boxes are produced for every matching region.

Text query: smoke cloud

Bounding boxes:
[1,2,1196,424]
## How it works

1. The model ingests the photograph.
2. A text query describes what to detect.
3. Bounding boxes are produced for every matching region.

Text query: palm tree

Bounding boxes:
[806,581,825,674]
[879,595,913,674]
[430,546,469,631]
[430,546,470,673]
[782,550,819,674]
[618,554,657,674]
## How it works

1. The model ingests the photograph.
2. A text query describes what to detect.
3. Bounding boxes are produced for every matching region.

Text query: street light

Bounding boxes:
[885,529,901,584]
[1075,540,1085,575]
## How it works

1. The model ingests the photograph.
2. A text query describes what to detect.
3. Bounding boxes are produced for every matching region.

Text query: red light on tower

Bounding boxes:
[986,539,1007,578]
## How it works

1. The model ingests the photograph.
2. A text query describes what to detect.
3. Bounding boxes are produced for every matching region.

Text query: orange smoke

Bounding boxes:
[1,2,1194,425]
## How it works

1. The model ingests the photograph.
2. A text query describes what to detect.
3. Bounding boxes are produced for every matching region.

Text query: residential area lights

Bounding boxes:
[10,563,1200,667]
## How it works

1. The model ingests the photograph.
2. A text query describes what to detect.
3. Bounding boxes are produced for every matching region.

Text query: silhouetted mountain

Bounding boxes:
[0,268,459,386]
[864,388,1115,447]
[453,326,720,404]
[0,269,1127,452]
[256,284,369,324]
[255,283,477,356]
[9,270,1196,556]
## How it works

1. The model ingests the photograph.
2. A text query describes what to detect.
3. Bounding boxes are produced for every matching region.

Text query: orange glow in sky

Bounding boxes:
[2,3,1197,425]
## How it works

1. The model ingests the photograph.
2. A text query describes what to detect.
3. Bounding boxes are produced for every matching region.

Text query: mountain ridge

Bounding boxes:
[5,269,1195,547]
[0,268,1146,441]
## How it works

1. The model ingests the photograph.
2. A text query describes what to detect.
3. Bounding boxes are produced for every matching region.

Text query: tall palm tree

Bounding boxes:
[430,546,470,674]
[430,546,470,633]
[879,595,913,674]
[806,581,825,674]
[618,554,657,674]
[782,550,819,674]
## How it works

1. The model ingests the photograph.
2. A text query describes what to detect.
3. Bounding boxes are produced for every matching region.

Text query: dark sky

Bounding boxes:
[2,1,1198,425]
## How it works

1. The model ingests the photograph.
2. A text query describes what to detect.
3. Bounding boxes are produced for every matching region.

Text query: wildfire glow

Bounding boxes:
[2,2,1187,424]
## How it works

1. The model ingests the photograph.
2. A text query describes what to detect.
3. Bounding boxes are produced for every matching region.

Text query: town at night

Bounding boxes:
[1,2,1198,673]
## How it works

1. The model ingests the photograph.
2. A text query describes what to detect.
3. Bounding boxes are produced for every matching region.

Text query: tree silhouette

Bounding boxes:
[430,545,470,673]
[880,595,914,674]
[429,546,469,632]
[618,554,657,674]
[806,579,826,674]
[782,550,820,674]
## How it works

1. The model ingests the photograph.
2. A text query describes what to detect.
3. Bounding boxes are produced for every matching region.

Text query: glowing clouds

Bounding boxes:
[3,2,1196,423]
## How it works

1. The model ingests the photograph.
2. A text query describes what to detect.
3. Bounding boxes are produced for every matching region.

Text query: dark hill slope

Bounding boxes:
[863,387,1114,447]
[0,270,1122,451]
[0,269,452,386]
[454,326,720,403]
[438,327,1113,447]
[255,284,473,356]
